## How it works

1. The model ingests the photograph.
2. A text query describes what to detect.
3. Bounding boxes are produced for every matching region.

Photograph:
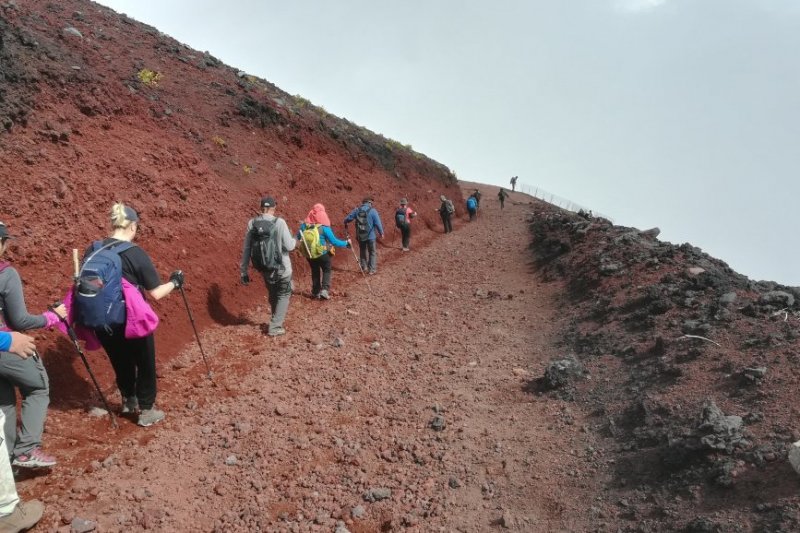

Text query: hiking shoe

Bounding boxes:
[268,326,286,337]
[0,499,44,532]
[368,270,376,275]
[137,408,165,427]
[12,448,56,468]
[319,290,330,300]
[121,396,139,414]
[402,247,410,252]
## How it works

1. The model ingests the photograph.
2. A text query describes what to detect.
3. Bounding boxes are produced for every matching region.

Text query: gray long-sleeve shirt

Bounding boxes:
[240,214,296,278]
[0,266,47,331]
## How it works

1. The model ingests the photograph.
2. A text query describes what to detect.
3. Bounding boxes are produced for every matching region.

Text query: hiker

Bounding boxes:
[510,176,517,192]
[466,195,478,221]
[0,332,36,359]
[498,188,508,209]
[394,198,417,252]
[344,197,384,275]
[240,196,296,336]
[77,203,183,427]
[0,409,44,531]
[472,189,482,208]
[437,195,454,233]
[296,203,350,300]
[0,222,65,468]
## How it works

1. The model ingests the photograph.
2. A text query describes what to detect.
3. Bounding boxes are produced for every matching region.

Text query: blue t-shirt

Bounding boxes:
[0,332,11,352]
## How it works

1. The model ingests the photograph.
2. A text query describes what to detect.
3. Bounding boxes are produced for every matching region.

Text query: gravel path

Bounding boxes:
[26,186,602,532]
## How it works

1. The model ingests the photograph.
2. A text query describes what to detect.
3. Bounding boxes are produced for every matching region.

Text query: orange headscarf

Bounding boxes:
[304,203,331,227]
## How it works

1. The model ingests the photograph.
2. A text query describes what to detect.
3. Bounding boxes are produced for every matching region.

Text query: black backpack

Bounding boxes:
[355,207,372,241]
[250,219,284,277]
[395,207,408,228]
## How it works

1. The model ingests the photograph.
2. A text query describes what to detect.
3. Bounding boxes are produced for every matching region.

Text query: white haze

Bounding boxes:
[95,0,800,285]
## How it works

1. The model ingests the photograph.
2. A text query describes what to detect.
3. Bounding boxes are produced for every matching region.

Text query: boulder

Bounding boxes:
[759,291,795,308]
[543,357,584,389]
[787,441,800,475]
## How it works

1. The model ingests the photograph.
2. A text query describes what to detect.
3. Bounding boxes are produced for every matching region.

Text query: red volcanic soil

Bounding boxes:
[0,0,459,404]
[4,2,800,533]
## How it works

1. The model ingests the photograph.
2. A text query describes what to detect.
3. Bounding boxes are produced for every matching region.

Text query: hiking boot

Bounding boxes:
[0,500,44,532]
[319,290,330,300]
[121,396,139,414]
[368,270,376,275]
[137,408,165,427]
[268,326,286,337]
[402,247,410,252]
[12,448,56,468]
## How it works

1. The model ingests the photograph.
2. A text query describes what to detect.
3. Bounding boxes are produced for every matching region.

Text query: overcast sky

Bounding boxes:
[96,0,800,285]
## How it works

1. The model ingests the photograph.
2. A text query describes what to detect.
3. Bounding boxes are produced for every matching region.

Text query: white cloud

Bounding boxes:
[615,0,668,13]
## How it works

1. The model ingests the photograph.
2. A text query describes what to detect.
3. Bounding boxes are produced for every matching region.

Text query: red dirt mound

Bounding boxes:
[0,0,459,405]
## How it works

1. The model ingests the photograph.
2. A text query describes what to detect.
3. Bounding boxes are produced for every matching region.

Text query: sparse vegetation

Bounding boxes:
[211,135,226,147]
[137,68,162,86]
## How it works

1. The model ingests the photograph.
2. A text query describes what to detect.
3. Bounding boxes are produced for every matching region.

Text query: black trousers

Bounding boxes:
[97,327,157,410]
[307,253,332,294]
[440,213,452,233]
[468,208,477,221]
[399,224,411,248]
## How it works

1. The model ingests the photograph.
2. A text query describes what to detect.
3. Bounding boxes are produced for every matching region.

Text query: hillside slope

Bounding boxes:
[0,0,459,401]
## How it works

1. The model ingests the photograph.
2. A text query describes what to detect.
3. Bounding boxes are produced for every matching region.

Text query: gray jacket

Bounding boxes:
[240,215,296,278]
[0,266,47,332]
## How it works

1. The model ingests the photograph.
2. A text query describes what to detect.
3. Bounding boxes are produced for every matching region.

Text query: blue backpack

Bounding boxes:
[466,197,477,210]
[75,241,134,329]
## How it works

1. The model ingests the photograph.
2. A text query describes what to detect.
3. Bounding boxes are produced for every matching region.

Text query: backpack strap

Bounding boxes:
[79,240,136,278]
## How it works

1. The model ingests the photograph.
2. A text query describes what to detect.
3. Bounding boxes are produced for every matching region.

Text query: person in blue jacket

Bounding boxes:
[297,204,351,300]
[466,195,478,221]
[343,197,384,275]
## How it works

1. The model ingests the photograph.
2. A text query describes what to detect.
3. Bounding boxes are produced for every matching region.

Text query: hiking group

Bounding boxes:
[0,183,510,531]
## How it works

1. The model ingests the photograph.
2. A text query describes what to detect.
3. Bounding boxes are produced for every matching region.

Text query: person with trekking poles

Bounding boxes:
[437,195,455,233]
[344,197,384,275]
[472,189,482,208]
[74,203,182,428]
[510,176,517,192]
[296,203,350,300]
[498,188,509,209]
[0,221,65,469]
[394,198,417,252]
[240,196,296,336]
[466,194,478,221]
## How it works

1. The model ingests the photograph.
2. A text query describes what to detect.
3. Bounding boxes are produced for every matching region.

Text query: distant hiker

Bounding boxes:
[0,409,44,530]
[438,195,455,233]
[75,204,182,428]
[344,197,384,275]
[240,196,296,336]
[510,176,518,192]
[466,195,478,221]
[472,189,482,208]
[498,188,508,209]
[297,203,350,300]
[0,222,65,468]
[394,198,417,252]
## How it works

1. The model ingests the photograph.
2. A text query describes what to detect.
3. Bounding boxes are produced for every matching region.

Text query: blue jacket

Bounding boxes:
[344,203,384,241]
[0,332,10,351]
[297,223,348,253]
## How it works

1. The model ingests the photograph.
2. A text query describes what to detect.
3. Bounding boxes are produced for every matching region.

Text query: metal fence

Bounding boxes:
[513,181,613,222]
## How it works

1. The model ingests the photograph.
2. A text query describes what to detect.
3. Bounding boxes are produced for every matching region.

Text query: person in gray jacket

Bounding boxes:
[0,222,66,469]
[239,197,296,337]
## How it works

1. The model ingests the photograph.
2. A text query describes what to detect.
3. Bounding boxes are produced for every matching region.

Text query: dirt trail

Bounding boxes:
[24,186,603,532]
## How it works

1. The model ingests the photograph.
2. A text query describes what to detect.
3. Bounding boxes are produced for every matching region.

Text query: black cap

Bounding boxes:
[261,196,276,208]
[0,222,14,240]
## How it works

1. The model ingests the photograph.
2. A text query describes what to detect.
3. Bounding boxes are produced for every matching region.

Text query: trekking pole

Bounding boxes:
[176,285,216,384]
[344,230,373,294]
[50,303,118,429]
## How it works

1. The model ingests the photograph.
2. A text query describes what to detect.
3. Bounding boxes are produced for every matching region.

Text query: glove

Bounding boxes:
[241,272,250,285]
[169,270,185,289]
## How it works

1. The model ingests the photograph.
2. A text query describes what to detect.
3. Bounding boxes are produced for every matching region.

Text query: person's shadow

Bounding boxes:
[206,283,255,326]
[46,336,104,411]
